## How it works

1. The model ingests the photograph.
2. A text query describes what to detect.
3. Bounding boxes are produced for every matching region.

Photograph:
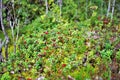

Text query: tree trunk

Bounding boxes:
[107,0,111,17]
[0,39,3,62]
[58,0,62,16]
[0,0,9,60]
[0,39,5,62]
[9,0,19,54]
[111,0,116,20]
[45,0,48,14]
[10,21,16,54]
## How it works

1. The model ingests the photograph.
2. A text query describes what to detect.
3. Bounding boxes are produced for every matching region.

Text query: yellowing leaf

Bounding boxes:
[92,11,97,17]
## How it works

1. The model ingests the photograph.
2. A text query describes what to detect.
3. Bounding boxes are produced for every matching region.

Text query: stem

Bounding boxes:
[107,0,111,17]
[111,0,116,20]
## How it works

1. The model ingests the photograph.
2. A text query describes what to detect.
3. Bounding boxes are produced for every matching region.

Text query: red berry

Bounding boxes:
[27,78,32,80]
[24,41,26,44]
[103,18,109,24]
[44,31,48,34]
[103,20,109,24]
[62,64,66,68]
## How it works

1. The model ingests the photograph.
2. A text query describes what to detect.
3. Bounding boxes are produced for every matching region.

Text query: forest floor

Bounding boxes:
[0,18,120,80]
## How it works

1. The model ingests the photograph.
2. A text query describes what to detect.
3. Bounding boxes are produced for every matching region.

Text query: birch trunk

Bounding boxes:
[111,0,116,20]
[9,0,19,54]
[45,0,48,14]
[58,0,62,16]
[0,0,9,60]
[107,0,111,17]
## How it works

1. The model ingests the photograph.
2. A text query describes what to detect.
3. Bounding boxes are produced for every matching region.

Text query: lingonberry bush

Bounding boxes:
[0,0,120,80]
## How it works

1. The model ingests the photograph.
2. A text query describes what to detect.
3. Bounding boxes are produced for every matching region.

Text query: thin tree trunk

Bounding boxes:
[58,0,62,16]
[14,19,19,54]
[86,0,88,19]
[15,20,20,52]
[9,0,19,54]
[107,0,111,17]
[0,0,9,60]
[45,0,48,14]
[0,39,5,62]
[10,19,19,54]
[10,21,16,54]
[111,0,116,20]
[10,0,15,54]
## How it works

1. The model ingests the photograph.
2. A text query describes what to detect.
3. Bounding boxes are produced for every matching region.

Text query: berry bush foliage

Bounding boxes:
[1,15,120,80]
[0,0,120,79]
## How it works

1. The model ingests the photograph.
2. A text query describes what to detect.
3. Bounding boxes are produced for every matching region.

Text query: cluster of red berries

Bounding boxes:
[97,16,110,25]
